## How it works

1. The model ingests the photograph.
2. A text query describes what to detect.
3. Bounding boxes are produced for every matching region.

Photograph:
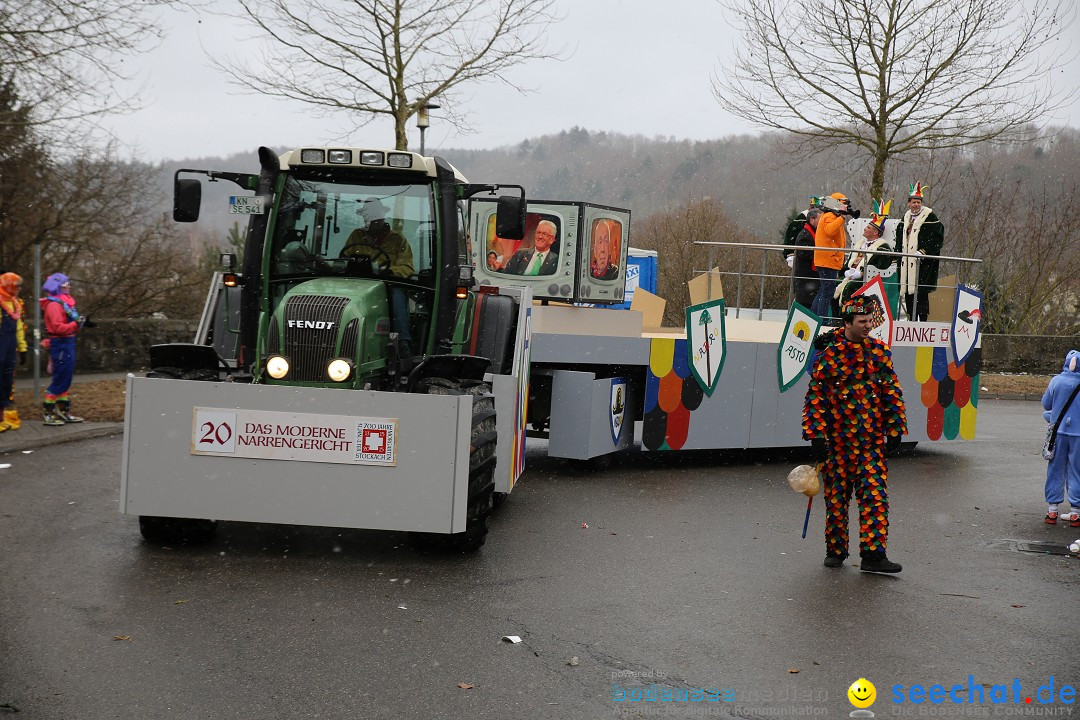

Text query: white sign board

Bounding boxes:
[891,322,952,347]
[192,407,397,466]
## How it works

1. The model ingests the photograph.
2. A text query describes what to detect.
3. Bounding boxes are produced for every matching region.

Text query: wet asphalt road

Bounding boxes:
[0,399,1076,719]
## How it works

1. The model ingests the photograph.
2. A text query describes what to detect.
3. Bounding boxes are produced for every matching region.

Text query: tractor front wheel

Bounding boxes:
[412,378,497,552]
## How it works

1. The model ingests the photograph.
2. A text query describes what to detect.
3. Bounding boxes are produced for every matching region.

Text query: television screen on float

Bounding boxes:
[468,199,630,305]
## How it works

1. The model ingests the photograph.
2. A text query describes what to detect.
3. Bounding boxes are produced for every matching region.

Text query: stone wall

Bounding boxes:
[979,335,1077,375]
[13,319,1078,376]
[18,319,198,375]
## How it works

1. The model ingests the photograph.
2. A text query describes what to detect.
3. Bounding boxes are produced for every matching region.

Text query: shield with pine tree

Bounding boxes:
[685,298,727,396]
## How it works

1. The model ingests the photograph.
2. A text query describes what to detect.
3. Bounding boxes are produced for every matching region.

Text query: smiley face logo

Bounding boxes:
[848,678,877,708]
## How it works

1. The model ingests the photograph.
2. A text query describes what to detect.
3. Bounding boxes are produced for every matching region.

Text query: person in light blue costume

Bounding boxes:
[1042,349,1080,526]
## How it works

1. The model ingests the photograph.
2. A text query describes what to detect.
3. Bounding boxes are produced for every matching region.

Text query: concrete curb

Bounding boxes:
[979,393,1042,402]
[0,422,125,455]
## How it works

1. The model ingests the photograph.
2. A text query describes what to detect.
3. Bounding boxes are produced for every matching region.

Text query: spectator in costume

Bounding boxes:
[895,182,944,321]
[1041,350,1080,527]
[833,198,900,316]
[40,273,86,425]
[0,272,27,433]
[803,294,907,573]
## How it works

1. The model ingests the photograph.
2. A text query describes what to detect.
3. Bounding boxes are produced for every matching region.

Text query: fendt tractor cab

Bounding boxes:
[120,147,534,551]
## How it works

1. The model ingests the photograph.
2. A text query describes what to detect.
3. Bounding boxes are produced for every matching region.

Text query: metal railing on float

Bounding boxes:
[693,241,982,321]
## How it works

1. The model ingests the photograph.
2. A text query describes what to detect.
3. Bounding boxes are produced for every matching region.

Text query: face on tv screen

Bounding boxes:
[484,212,561,277]
[588,217,623,282]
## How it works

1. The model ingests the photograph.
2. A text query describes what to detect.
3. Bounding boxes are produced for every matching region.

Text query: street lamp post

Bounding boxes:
[416,101,440,155]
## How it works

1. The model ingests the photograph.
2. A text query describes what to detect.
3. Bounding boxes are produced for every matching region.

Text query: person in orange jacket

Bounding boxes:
[810,192,857,320]
[0,272,27,432]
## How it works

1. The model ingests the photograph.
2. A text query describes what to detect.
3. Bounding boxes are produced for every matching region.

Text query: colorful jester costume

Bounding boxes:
[803,296,907,563]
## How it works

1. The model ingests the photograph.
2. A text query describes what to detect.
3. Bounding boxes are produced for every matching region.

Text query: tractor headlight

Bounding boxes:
[266,355,290,379]
[326,358,353,383]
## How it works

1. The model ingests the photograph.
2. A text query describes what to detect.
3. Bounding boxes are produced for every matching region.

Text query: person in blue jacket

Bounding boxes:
[1042,349,1080,526]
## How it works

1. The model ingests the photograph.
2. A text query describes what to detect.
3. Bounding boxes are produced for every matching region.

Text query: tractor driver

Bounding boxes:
[341,199,416,354]
[341,198,414,279]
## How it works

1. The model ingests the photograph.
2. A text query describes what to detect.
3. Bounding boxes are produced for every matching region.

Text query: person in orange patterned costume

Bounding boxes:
[803,295,907,573]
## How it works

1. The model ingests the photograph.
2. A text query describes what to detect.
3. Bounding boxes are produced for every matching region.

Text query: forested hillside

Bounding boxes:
[156,127,1078,333]
[6,127,1072,333]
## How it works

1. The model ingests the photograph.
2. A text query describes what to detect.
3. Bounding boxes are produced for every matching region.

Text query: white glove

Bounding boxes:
[785,255,794,268]
[844,268,863,281]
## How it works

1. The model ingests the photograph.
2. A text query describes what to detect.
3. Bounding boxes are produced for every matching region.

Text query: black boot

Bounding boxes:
[823,554,846,568]
[860,552,902,573]
[55,400,84,423]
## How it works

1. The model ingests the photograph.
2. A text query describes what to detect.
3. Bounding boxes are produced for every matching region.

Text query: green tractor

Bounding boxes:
[124,146,533,551]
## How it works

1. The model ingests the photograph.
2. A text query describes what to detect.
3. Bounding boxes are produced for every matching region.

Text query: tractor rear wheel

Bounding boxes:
[412,378,497,552]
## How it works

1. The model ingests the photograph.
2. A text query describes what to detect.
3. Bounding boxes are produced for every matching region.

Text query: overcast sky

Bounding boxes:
[102,0,1080,163]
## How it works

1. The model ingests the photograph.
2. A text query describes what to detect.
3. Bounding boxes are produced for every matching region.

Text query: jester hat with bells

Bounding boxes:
[908,181,928,201]
[842,294,885,329]
[867,198,891,236]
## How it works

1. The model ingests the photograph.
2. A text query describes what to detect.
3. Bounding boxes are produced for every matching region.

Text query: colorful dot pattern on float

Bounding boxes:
[914,345,980,440]
[643,335,976,449]
[642,338,703,451]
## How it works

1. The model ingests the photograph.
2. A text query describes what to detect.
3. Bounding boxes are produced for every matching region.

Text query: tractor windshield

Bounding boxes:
[268,173,438,285]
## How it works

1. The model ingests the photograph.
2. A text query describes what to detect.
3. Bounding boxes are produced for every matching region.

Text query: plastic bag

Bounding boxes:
[1042,423,1055,461]
[787,464,821,497]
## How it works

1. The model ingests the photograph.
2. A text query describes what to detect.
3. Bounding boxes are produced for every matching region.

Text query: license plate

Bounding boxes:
[229,196,264,215]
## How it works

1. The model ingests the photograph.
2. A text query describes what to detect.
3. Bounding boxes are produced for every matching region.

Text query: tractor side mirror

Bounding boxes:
[495,195,526,240]
[174,178,202,223]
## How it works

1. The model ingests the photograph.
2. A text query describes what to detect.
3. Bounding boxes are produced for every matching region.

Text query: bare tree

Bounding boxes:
[947,169,1080,336]
[0,0,175,140]
[215,0,560,150]
[1,137,215,319]
[713,0,1076,198]
[633,198,763,324]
